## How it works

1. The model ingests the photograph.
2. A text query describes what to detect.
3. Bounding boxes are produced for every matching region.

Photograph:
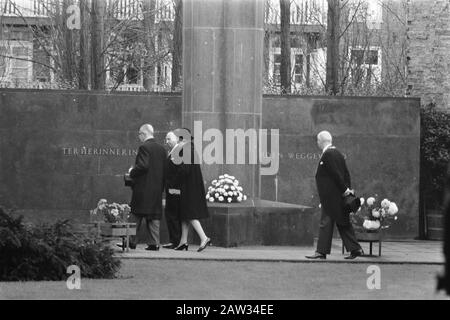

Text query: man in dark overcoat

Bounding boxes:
[126,124,166,250]
[306,131,363,260]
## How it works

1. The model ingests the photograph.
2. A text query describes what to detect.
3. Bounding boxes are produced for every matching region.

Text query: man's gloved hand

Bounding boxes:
[168,189,181,195]
[342,188,354,197]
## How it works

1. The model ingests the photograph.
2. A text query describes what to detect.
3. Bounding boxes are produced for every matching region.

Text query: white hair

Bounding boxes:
[317,130,332,144]
[166,131,176,139]
[140,124,154,137]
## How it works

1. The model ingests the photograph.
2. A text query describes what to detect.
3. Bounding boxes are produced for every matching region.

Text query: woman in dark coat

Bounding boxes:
[173,129,211,252]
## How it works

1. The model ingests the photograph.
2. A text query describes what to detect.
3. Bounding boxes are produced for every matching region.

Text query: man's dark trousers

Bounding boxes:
[165,193,182,245]
[317,213,361,254]
[129,214,160,247]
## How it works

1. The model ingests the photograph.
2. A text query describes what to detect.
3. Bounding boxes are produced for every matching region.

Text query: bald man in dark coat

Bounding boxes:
[306,131,363,260]
[127,124,166,250]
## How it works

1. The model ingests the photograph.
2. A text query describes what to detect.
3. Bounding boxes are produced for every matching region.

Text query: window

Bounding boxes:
[273,54,281,85]
[265,0,327,26]
[126,66,139,84]
[270,48,304,88]
[349,47,381,84]
[294,54,303,84]
[0,40,33,83]
[156,0,175,22]
[155,59,172,89]
[348,0,382,29]
[33,44,52,83]
[0,44,7,78]
[351,49,364,65]
[351,49,379,66]
[11,46,31,82]
[366,50,378,65]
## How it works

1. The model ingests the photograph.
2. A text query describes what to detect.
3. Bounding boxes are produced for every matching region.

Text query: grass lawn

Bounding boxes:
[0,259,448,300]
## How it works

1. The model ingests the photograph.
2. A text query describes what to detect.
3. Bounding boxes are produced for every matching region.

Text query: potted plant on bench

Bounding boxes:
[347,196,399,256]
[90,199,136,251]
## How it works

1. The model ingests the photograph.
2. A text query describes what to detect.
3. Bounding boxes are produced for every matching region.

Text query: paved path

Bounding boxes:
[116,239,444,265]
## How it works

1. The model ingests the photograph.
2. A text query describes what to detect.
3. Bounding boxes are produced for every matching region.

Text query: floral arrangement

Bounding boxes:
[90,199,131,223]
[205,174,248,203]
[350,196,399,232]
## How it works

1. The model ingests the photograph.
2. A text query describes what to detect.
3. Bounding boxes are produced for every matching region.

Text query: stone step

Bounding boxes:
[427,214,444,228]
[426,210,444,240]
[427,228,444,240]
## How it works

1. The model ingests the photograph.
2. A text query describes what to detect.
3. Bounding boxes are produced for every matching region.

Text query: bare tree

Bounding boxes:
[279,0,291,94]
[91,0,106,89]
[79,0,89,89]
[326,0,340,95]
[262,0,406,97]
[171,0,182,91]
[141,0,156,90]
[338,0,407,96]
[0,0,178,91]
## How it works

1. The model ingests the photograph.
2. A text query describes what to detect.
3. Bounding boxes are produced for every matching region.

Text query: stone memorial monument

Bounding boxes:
[181,0,314,246]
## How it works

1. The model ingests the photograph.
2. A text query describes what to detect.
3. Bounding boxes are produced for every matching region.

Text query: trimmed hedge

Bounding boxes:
[0,207,121,281]
[420,103,450,208]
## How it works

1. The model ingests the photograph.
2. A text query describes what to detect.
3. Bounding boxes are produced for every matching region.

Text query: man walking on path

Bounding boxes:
[125,124,166,250]
[306,131,363,260]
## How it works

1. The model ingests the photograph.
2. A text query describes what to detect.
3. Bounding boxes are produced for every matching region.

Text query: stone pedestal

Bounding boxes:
[202,199,314,247]
[143,200,313,247]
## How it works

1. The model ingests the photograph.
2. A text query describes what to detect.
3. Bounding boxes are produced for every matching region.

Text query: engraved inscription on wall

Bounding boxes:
[62,147,138,157]
[62,148,347,160]
[267,152,348,160]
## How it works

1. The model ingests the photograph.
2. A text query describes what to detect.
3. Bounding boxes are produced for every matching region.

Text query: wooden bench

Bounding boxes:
[91,222,137,252]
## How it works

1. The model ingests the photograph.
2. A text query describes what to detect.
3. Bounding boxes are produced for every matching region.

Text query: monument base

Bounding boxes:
[201,199,314,247]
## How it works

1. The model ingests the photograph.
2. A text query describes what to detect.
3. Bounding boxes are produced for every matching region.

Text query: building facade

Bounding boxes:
[1,0,407,94]
[406,0,450,111]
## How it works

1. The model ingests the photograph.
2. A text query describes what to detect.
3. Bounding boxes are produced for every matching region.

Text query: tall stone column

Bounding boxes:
[182,0,264,198]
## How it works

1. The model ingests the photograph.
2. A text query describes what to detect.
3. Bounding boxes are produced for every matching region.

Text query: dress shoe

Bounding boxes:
[145,244,160,251]
[197,237,211,252]
[344,249,364,259]
[305,252,326,259]
[174,243,189,251]
[116,242,136,250]
[162,243,176,249]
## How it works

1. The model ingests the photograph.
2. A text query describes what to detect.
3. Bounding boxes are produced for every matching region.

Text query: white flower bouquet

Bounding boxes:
[205,174,248,203]
[90,199,131,223]
[350,196,399,232]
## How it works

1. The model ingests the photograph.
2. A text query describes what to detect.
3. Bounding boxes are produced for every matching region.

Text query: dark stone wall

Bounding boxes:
[0,89,181,224]
[0,89,420,238]
[261,95,421,238]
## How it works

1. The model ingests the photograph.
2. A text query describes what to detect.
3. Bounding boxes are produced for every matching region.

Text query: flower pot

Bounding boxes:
[348,229,382,256]
[355,230,382,242]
